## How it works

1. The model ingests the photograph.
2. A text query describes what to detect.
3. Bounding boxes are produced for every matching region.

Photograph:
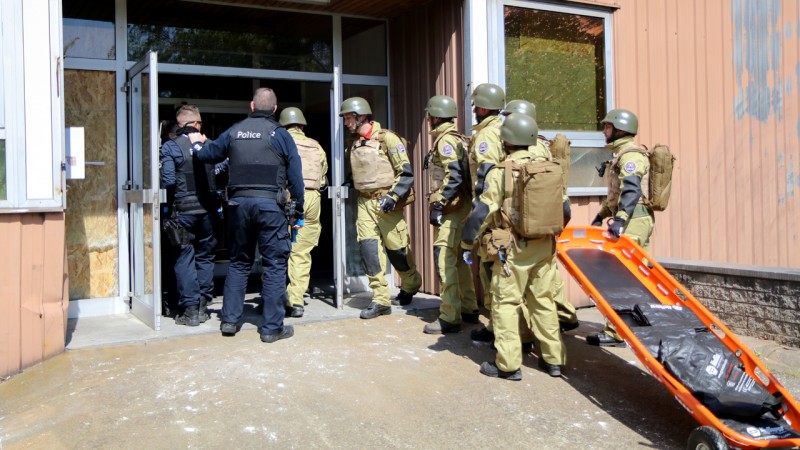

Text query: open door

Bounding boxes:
[123,51,163,330]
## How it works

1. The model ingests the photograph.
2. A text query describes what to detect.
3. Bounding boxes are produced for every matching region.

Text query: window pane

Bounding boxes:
[568,146,612,188]
[127,4,332,72]
[0,139,6,200]
[62,0,115,59]
[504,7,606,131]
[342,18,387,76]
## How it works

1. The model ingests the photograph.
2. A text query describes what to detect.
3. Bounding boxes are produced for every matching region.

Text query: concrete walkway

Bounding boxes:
[1,296,799,449]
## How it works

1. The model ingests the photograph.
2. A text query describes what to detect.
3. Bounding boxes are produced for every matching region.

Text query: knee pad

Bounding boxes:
[386,247,411,272]
[359,239,382,276]
[433,246,442,282]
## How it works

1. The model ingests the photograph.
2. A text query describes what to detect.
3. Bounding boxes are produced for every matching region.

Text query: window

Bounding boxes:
[496,1,614,195]
[342,18,387,77]
[127,5,333,73]
[63,0,115,59]
[0,0,64,211]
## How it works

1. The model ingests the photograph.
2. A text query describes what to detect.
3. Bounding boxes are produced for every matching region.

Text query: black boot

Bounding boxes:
[198,298,210,323]
[391,290,414,306]
[175,305,200,327]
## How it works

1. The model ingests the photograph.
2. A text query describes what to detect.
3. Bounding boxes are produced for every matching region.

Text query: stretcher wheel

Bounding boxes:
[686,426,728,450]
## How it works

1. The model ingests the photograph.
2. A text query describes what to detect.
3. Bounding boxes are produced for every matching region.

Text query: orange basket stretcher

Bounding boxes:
[557,225,800,449]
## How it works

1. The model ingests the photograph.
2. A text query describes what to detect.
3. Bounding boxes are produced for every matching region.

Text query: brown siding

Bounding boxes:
[0,213,68,378]
[390,0,465,295]
[613,0,800,269]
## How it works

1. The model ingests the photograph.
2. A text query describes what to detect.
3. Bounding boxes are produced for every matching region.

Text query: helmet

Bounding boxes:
[340,97,372,116]
[500,113,538,146]
[600,109,638,134]
[279,107,307,126]
[425,95,458,118]
[503,100,536,120]
[471,83,505,110]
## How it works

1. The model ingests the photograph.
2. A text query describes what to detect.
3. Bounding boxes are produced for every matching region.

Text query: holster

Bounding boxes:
[163,216,190,246]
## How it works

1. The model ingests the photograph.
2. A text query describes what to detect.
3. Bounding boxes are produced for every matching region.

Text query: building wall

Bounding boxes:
[0,213,68,378]
[613,0,800,269]
[390,0,467,296]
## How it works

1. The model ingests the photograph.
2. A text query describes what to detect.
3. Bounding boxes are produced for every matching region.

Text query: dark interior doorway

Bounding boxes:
[158,73,334,314]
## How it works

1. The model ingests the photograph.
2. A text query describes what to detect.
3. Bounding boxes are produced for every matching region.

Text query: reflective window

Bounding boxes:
[62,0,115,59]
[504,6,606,131]
[128,3,333,72]
[342,18,387,76]
[568,146,612,189]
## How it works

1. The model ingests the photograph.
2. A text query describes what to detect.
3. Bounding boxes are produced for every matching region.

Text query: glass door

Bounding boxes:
[124,51,163,330]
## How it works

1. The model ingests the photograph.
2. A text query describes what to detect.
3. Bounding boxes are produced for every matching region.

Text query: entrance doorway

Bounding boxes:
[155,73,336,315]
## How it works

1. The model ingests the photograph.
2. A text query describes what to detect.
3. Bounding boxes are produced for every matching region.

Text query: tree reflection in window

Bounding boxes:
[505,7,606,131]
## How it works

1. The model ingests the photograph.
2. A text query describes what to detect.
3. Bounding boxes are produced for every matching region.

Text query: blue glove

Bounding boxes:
[608,216,625,238]
[461,249,473,265]
[378,195,396,213]
[291,218,305,243]
[429,202,444,227]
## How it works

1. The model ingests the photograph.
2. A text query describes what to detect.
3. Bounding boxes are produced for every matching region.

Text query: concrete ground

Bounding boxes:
[1,293,799,449]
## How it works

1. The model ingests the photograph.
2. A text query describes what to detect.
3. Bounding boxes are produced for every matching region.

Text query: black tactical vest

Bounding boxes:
[228,116,286,198]
[173,135,215,214]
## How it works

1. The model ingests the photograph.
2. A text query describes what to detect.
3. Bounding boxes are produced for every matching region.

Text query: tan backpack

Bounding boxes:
[498,159,565,239]
[646,144,676,211]
[548,133,571,189]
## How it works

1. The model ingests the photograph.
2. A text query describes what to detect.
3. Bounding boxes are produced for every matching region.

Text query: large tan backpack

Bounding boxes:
[646,144,676,211]
[498,159,564,239]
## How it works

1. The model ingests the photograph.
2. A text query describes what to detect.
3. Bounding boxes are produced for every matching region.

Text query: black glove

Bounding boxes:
[378,195,396,213]
[429,202,444,227]
[608,216,626,238]
[563,200,572,227]
[591,214,604,227]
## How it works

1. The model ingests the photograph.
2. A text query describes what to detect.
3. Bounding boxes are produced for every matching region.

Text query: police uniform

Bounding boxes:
[159,134,218,325]
[530,137,579,328]
[426,121,478,327]
[286,128,328,311]
[468,114,504,318]
[462,148,566,375]
[194,110,304,338]
[349,121,422,309]
[593,135,653,342]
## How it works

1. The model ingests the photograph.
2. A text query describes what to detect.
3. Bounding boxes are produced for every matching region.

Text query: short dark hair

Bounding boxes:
[253,88,277,111]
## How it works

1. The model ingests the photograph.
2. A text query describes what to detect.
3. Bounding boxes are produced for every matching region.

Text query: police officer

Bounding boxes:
[467,83,506,344]
[502,99,579,333]
[461,113,566,380]
[587,108,653,347]
[422,95,479,334]
[159,105,217,327]
[190,88,304,343]
[340,97,422,319]
[280,107,328,318]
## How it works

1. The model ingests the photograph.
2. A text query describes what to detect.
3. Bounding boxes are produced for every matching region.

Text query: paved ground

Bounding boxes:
[1,294,799,449]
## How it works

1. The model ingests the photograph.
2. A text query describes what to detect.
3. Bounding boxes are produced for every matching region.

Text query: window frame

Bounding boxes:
[0,0,65,213]
[490,0,615,196]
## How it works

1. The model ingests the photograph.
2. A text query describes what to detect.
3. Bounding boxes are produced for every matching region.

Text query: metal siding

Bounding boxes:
[611,0,800,269]
[0,213,68,378]
[390,0,465,295]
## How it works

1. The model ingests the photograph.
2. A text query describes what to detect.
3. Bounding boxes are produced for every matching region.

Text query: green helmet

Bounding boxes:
[425,95,458,118]
[500,112,538,146]
[279,107,307,126]
[471,83,505,110]
[601,108,638,134]
[503,99,536,120]
[340,97,372,116]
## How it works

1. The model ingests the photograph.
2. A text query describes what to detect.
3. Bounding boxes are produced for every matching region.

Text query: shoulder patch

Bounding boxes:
[396,143,406,153]
[441,144,454,156]
[478,141,489,154]
[623,161,637,174]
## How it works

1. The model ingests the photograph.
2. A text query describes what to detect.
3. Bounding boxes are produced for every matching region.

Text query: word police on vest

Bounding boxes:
[236,130,262,139]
